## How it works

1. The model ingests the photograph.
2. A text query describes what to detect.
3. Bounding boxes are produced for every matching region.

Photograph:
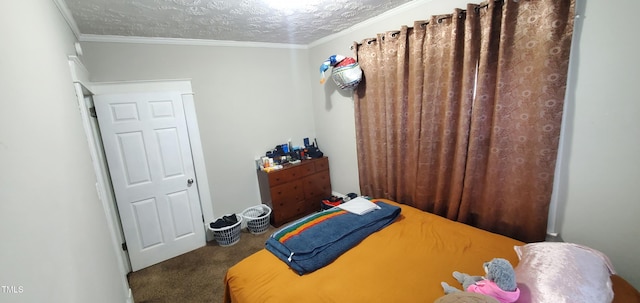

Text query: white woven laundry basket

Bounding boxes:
[241,205,272,234]
[208,214,243,246]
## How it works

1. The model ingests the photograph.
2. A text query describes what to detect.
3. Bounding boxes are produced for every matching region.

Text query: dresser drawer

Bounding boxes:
[272,200,307,225]
[267,165,303,186]
[270,180,304,204]
[304,172,331,199]
[298,161,316,177]
[313,157,329,172]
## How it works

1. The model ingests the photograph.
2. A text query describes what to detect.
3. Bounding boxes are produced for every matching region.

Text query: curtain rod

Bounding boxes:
[350,0,512,50]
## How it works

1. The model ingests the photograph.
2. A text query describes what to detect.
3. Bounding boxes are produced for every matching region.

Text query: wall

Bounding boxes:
[81,42,316,217]
[555,0,640,288]
[308,0,640,289]
[0,0,130,302]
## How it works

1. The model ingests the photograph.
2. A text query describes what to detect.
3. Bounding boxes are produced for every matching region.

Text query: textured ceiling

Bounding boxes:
[63,0,415,45]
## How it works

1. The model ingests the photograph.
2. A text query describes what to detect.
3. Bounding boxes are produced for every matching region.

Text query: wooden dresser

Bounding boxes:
[257,157,331,227]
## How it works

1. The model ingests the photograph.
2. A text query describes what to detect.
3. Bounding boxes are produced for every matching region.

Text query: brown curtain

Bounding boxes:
[354,0,575,242]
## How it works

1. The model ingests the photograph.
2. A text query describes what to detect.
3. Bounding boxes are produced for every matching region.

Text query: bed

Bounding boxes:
[224,199,640,303]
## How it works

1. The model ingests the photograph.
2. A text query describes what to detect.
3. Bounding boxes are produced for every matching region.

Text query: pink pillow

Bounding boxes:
[513,242,615,303]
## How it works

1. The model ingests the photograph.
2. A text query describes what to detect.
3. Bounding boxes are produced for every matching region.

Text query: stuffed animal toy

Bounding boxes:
[440,258,520,303]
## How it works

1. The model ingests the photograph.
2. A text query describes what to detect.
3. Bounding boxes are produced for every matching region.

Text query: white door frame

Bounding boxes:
[68,57,216,275]
[68,56,133,302]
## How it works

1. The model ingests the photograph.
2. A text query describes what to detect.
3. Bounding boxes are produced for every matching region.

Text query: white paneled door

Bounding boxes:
[94,91,205,271]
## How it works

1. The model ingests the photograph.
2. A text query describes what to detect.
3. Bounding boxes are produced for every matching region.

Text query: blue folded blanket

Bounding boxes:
[265,201,401,275]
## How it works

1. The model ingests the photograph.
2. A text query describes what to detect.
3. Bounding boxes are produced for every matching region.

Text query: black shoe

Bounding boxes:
[223,214,238,224]
[210,218,228,229]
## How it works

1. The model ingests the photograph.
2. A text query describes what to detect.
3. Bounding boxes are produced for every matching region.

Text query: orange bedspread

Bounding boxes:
[224,199,523,302]
[224,199,639,303]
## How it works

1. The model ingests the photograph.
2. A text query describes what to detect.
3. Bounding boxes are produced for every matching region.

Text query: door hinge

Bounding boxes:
[122,242,128,251]
[202,214,205,223]
[89,106,97,118]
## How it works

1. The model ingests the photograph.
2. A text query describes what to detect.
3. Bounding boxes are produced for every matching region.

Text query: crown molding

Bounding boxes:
[52,0,81,39]
[79,34,309,49]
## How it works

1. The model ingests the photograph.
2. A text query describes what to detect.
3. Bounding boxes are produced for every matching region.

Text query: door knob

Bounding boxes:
[187,178,194,186]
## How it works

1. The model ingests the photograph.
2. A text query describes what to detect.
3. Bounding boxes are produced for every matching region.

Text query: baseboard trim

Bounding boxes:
[126,288,134,303]
[545,233,564,242]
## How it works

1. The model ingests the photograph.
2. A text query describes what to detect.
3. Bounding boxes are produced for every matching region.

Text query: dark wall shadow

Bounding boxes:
[323,75,359,111]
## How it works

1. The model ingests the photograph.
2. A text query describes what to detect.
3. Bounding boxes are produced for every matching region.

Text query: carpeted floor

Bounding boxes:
[127,226,276,303]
